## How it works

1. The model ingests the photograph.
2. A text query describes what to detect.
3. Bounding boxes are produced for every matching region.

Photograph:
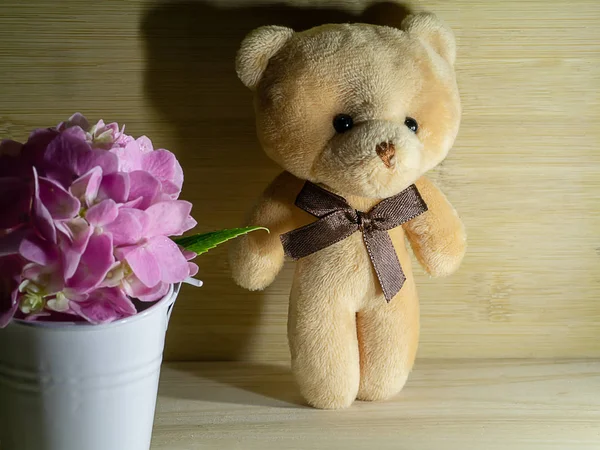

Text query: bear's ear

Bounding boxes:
[236,25,294,91]
[401,12,456,66]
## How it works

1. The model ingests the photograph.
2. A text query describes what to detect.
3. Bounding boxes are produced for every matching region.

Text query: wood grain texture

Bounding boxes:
[0,0,599,361]
[152,360,600,449]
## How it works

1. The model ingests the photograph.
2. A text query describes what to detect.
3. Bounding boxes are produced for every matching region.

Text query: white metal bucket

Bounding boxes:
[0,283,180,450]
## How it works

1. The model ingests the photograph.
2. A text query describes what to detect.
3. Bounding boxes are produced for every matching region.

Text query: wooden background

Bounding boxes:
[0,0,598,362]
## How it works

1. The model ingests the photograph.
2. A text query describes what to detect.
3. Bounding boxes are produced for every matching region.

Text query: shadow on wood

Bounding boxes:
[140,1,411,361]
[159,362,307,408]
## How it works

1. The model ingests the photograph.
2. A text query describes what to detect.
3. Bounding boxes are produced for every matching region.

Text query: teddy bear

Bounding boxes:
[229,12,466,410]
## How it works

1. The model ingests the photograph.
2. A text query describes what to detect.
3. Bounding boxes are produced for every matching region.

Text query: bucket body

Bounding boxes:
[0,283,180,450]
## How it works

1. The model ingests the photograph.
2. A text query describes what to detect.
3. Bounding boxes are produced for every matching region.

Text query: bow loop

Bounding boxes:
[280,182,428,302]
[294,181,353,218]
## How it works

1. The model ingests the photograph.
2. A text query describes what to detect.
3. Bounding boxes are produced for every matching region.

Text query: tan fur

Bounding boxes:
[401,12,457,66]
[405,177,467,277]
[235,26,294,91]
[229,13,465,409]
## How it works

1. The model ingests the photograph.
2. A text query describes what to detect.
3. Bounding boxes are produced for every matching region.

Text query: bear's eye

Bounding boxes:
[404,117,418,133]
[333,114,354,133]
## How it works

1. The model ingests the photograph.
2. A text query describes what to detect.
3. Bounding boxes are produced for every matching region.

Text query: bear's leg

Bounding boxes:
[288,290,360,410]
[356,290,420,402]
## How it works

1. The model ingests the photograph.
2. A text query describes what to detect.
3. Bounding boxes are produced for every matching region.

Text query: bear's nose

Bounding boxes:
[375,141,396,168]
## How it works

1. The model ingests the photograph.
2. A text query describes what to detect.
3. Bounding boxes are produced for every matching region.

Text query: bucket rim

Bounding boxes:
[8,283,180,332]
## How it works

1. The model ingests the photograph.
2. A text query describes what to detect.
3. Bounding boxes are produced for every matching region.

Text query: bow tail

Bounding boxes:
[363,230,405,302]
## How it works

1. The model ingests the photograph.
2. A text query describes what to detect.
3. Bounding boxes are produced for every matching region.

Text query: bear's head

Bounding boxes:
[236,13,461,199]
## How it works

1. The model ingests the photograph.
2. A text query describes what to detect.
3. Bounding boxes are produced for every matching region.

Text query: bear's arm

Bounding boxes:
[229,171,306,291]
[402,176,466,277]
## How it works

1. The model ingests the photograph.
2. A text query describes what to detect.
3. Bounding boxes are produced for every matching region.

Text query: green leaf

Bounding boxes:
[172,226,269,256]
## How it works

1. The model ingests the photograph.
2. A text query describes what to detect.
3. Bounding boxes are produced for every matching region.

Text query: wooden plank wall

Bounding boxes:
[0,0,598,361]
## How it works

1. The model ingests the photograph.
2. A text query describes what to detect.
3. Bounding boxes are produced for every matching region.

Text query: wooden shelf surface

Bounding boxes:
[152,359,600,449]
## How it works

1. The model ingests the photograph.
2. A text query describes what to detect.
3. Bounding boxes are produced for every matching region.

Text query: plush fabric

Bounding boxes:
[230,12,466,410]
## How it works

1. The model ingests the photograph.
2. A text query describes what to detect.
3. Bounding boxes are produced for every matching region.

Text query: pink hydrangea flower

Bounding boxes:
[0,113,199,326]
[110,137,184,200]
[0,255,24,327]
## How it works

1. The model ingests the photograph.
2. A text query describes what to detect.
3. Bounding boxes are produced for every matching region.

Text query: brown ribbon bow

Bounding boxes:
[280,182,428,302]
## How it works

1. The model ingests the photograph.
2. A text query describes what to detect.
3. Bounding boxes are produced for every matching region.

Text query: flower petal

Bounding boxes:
[0,140,30,179]
[99,262,125,288]
[41,132,92,185]
[86,199,118,227]
[89,119,106,133]
[32,168,56,243]
[19,233,58,265]
[123,197,144,211]
[21,310,52,321]
[136,136,154,154]
[127,208,150,235]
[182,249,197,261]
[0,139,23,157]
[79,148,119,178]
[123,275,169,302]
[0,302,18,328]
[120,243,160,288]
[0,227,29,257]
[56,218,93,279]
[0,177,32,229]
[70,287,136,325]
[138,282,169,302]
[182,215,197,234]
[188,262,199,277]
[57,112,90,132]
[153,192,173,204]
[61,126,88,142]
[66,233,114,293]
[141,149,183,197]
[127,171,160,210]
[145,200,193,237]
[69,301,115,324]
[0,255,24,328]
[0,155,29,179]
[20,128,59,171]
[20,261,64,295]
[173,158,184,195]
[43,133,118,186]
[108,288,136,315]
[110,139,143,173]
[160,181,181,199]
[46,293,70,312]
[113,243,135,261]
[89,121,120,150]
[122,196,144,209]
[97,172,130,204]
[146,235,189,284]
[62,289,88,302]
[21,263,43,283]
[103,208,143,246]
[70,167,102,207]
[141,150,178,187]
[38,177,80,220]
